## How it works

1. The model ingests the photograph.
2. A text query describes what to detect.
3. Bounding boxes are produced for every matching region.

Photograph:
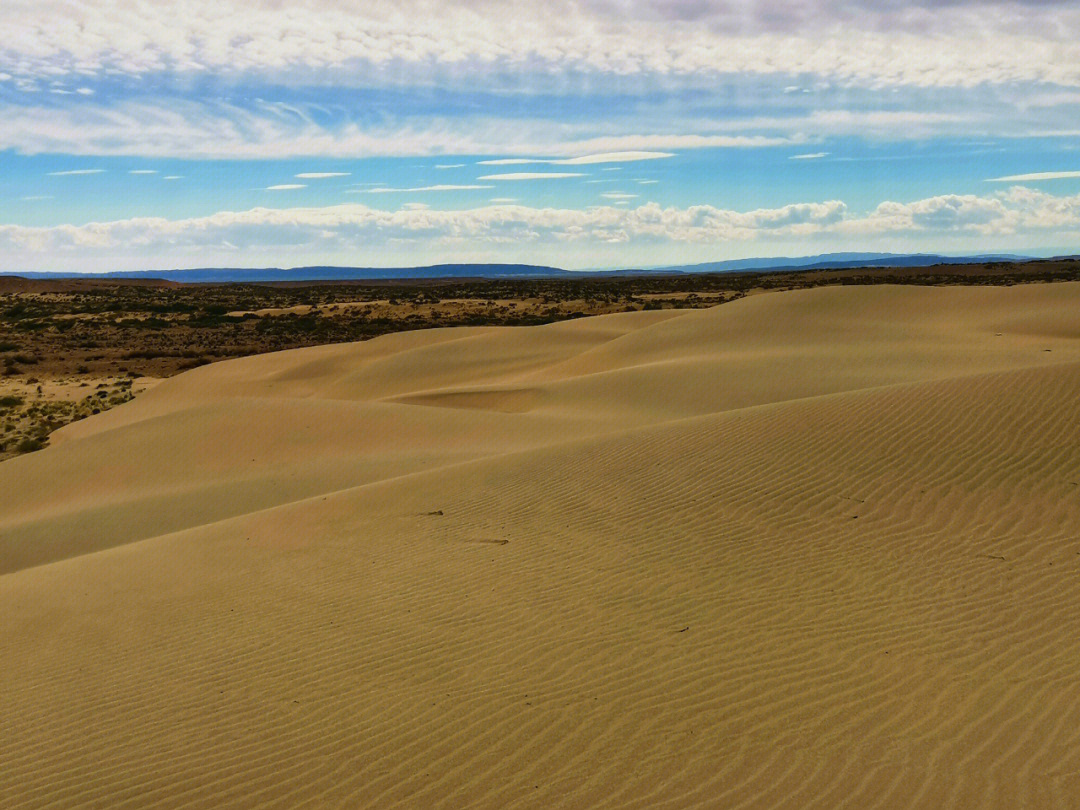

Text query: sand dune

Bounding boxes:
[4,284,1080,808]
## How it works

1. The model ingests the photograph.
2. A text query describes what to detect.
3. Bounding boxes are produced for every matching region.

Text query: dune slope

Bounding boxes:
[3,284,1080,809]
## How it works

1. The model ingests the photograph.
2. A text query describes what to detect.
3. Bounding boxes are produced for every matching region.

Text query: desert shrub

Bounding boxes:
[0,395,23,409]
[16,437,43,453]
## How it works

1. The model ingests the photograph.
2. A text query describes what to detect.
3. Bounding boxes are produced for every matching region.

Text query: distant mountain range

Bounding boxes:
[3,253,1041,283]
[6,263,569,283]
[645,252,1035,275]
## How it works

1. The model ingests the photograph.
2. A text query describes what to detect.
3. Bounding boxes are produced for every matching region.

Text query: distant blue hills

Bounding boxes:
[7,263,568,283]
[3,253,1043,282]
[645,252,1035,275]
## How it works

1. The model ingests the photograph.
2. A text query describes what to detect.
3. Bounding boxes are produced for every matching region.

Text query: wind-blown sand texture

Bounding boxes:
[4,283,1080,809]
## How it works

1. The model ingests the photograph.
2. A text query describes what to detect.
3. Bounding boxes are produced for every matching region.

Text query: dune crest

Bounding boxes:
[4,284,1080,808]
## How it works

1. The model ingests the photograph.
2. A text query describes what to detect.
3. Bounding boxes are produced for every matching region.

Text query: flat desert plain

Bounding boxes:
[3,282,1080,809]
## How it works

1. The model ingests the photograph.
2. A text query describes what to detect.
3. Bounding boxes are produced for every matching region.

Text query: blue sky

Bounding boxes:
[1,1,1079,271]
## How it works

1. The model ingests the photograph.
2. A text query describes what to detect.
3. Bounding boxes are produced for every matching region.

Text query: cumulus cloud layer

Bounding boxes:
[3,1,1080,88]
[2,187,1076,269]
[838,189,1080,236]
[0,200,844,255]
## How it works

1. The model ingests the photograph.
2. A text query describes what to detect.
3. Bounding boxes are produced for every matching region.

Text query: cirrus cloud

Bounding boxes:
[987,170,1080,182]
[47,168,105,176]
[353,184,494,193]
[0,99,801,159]
[478,173,586,180]
[2,1,1080,89]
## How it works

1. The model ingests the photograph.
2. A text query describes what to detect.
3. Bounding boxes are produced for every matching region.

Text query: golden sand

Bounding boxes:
[4,284,1080,808]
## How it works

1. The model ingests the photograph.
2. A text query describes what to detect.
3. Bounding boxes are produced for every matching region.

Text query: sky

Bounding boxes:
[1,0,1079,272]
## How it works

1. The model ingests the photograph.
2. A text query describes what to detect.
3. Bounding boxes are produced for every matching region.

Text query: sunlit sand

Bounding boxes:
[4,283,1080,808]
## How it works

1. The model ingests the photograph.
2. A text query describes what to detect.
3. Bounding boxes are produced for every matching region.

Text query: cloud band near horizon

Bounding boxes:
[2,187,1076,271]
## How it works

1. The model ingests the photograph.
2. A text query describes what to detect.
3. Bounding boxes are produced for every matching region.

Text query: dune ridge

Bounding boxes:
[4,284,1080,808]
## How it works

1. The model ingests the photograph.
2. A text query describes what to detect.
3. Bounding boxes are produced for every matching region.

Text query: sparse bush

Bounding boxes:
[16,437,43,453]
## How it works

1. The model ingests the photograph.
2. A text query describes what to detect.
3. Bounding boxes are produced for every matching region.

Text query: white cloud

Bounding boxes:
[265,184,307,190]
[3,1,1080,89]
[556,151,673,165]
[790,152,829,160]
[47,168,104,176]
[477,151,673,166]
[435,164,465,169]
[476,159,543,165]
[0,199,849,260]
[697,109,973,139]
[479,173,585,180]
[295,172,351,178]
[638,180,659,184]
[840,194,1016,236]
[986,171,1080,182]
[3,188,1079,270]
[601,192,639,199]
[163,175,183,180]
[128,169,158,174]
[0,100,799,159]
[355,184,494,192]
